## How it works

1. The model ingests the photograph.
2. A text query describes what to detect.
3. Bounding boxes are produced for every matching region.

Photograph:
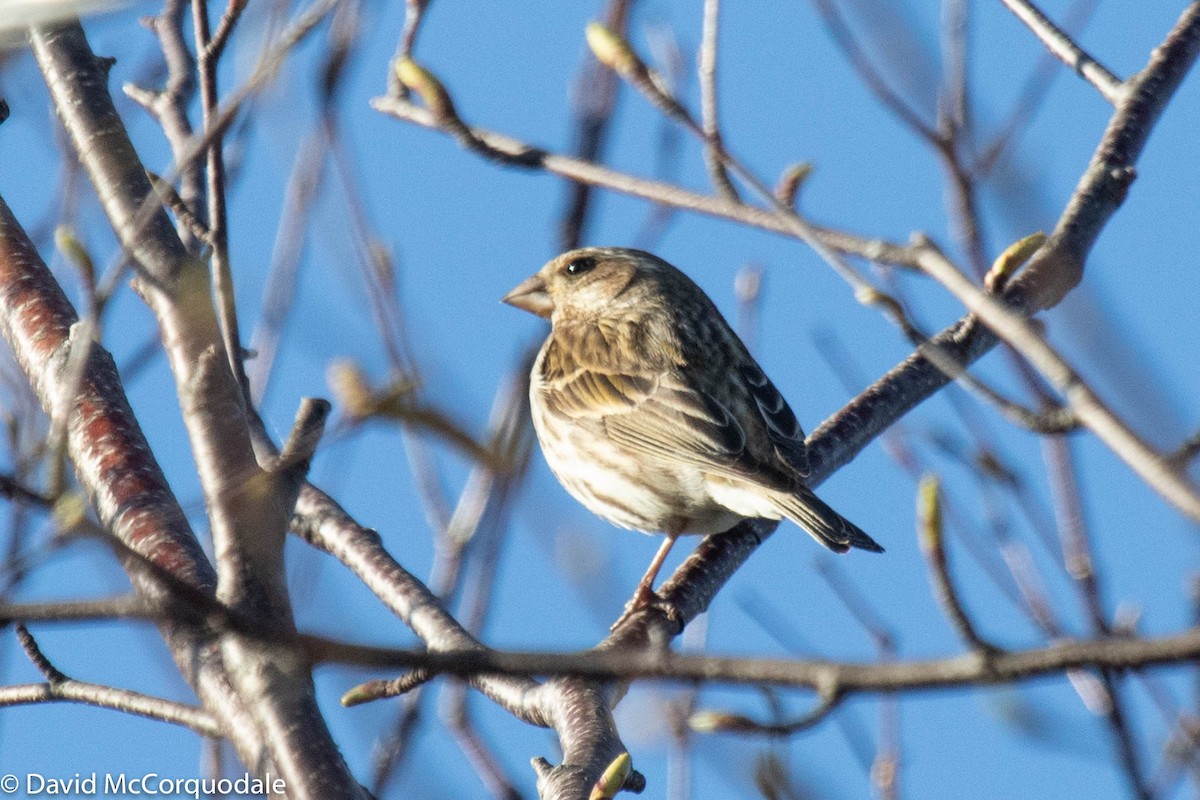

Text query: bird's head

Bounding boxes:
[502,247,678,321]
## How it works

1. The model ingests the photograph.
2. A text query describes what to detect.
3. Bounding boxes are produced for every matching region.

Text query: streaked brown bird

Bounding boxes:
[504,247,881,612]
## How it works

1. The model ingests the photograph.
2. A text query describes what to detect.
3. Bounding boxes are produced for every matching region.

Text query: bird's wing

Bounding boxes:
[539,336,789,487]
[602,371,750,472]
[736,362,810,477]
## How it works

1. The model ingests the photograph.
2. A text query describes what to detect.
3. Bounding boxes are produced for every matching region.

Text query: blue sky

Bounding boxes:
[1,0,1199,798]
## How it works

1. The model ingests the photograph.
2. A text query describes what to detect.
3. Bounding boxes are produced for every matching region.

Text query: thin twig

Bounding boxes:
[0,473,55,508]
[809,0,941,144]
[194,0,249,397]
[558,0,636,251]
[939,0,971,137]
[0,596,155,625]
[998,0,1125,103]
[1170,429,1200,470]
[372,96,921,268]
[442,681,523,800]
[917,476,997,653]
[0,677,223,737]
[10,625,221,736]
[980,0,1104,173]
[128,0,203,247]
[204,0,248,62]
[1044,434,1151,799]
[146,171,214,247]
[690,684,841,736]
[246,129,328,405]
[698,0,738,199]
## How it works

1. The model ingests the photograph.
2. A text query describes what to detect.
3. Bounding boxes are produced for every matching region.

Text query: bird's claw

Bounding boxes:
[610,586,682,633]
[610,585,659,632]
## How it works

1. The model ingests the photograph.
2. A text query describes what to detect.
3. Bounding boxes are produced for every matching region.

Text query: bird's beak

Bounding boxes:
[502,274,553,318]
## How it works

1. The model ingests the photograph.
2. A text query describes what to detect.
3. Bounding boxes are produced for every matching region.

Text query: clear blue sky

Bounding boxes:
[1,0,1198,798]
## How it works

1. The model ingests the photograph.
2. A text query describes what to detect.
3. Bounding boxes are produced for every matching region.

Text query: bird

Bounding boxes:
[503,247,881,615]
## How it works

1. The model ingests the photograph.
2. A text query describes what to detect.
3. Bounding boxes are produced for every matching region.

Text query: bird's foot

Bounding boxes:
[610,585,684,633]
[610,585,660,632]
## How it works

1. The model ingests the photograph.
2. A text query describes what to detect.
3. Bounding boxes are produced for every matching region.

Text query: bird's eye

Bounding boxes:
[565,256,596,276]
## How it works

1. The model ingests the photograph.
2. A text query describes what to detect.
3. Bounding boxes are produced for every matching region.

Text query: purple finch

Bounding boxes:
[504,247,881,606]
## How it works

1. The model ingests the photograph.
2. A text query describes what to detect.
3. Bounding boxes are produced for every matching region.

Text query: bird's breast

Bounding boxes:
[529,385,748,535]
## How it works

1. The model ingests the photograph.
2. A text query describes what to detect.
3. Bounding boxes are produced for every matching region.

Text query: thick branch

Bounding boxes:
[0,194,259,754]
[28,22,361,798]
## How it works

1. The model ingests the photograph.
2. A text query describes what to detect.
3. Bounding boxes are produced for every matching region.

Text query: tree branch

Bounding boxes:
[371,96,921,270]
[28,21,361,798]
[6,625,222,737]
[0,193,262,761]
[300,626,1200,694]
[914,239,1200,522]
[999,0,1125,103]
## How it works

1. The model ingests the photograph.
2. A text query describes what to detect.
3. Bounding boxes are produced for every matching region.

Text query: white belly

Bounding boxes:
[531,385,768,535]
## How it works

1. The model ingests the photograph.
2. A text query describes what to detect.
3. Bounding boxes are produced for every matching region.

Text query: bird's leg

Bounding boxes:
[636,533,678,602]
[612,533,678,631]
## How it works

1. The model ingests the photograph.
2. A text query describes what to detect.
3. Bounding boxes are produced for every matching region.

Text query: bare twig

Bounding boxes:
[204,0,248,63]
[0,679,222,736]
[809,0,941,144]
[8,625,222,736]
[193,0,248,394]
[372,95,920,268]
[689,685,841,736]
[917,476,997,653]
[128,0,202,243]
[146,171,214,247]
[442,681,524,800]
[940,0,970,136]
[0,596,154,625]
[246,130,328,405]
[980,0,1104,173]
[558,0,636,252]
[698,0,738,199]
[1044,433,1150,799]
[1170,429,1200,470]
[998,0,1125,103]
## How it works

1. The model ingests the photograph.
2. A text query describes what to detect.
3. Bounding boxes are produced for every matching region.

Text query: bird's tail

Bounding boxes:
[775,486,883,554]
